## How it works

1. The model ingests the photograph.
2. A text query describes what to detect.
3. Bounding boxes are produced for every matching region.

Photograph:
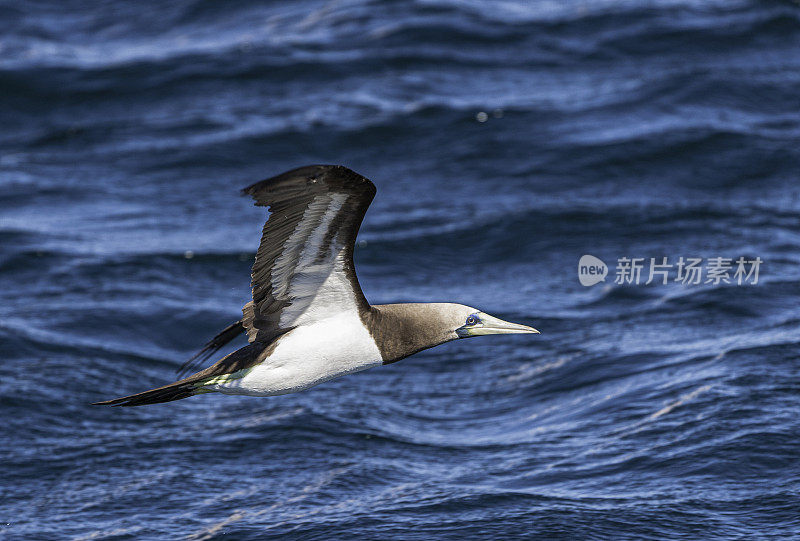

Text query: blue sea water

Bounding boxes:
[2,0,800,538]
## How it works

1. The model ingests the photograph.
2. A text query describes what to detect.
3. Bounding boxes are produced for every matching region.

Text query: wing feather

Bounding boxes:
[240,165,375,342]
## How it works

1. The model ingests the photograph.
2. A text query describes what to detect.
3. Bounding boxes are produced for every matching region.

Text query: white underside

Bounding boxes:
[207,312,383,397]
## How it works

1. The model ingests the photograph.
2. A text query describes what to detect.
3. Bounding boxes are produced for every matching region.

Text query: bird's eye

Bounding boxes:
[466,315,479,326]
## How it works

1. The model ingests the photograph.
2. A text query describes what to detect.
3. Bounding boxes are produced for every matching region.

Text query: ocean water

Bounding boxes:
[2,0,800,538]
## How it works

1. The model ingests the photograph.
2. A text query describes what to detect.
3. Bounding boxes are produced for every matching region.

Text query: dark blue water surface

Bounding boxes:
[3,0,800,538]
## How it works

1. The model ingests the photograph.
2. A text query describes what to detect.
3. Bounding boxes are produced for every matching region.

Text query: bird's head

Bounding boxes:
[447,304,540,339]
[372,303,539,364]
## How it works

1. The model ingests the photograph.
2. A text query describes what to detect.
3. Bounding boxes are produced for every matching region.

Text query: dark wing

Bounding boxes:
[240,165,376,342]
[175,319,244,379]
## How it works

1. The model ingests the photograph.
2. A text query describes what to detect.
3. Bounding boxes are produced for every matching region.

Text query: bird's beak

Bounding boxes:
[457,312,540,338]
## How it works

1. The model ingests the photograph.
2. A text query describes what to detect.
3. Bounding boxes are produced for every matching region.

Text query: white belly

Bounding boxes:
[209,313,383,397]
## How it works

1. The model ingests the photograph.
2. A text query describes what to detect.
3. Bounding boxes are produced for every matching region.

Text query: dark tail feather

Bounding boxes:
[96,328,270,407]
[92,379,202,407]
[175,319,245,379]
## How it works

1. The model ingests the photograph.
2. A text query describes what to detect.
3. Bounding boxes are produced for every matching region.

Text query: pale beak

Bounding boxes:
[457,312,540,337]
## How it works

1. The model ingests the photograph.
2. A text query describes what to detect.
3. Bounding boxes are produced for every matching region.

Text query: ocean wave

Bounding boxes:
[3,0,800,538]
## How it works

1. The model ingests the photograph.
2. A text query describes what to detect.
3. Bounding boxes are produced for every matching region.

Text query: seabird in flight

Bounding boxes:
[94,165,539,407]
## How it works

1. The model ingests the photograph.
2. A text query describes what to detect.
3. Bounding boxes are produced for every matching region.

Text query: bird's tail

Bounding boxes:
[92,378,210,407]
[94,341,271,407]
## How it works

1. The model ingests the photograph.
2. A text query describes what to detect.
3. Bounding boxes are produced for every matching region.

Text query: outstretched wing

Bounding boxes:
[240,165,376,342]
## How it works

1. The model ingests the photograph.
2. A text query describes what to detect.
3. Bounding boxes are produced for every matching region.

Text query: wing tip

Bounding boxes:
[241,165,374,201]
[175,319,245,380]
[91,398,127,407]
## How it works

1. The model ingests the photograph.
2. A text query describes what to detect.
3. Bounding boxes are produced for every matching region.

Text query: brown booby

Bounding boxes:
[94,165,539,407]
